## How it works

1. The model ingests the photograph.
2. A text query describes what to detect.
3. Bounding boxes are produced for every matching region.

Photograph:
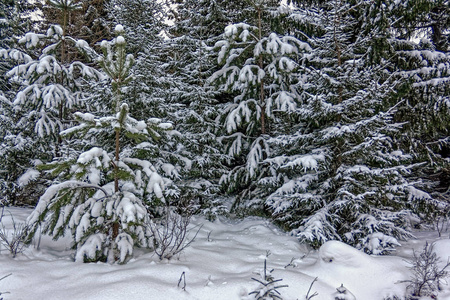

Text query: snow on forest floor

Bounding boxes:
[1,207,450,300]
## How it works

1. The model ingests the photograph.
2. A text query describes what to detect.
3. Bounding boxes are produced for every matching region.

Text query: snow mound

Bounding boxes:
[303,240,409,300]
[318,240,369,267]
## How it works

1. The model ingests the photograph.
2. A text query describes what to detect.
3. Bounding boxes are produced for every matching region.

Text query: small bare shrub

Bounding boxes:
[0,208,28,257]
[435,215,449,238]
[149,207,201,260]
[405,241,450,299]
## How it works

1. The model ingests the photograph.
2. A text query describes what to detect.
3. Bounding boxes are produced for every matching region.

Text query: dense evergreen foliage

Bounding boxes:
[0,0,448,260]
[0,0,43,205]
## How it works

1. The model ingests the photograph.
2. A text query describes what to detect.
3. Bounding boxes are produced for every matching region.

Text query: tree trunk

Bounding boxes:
[114,129,120,193]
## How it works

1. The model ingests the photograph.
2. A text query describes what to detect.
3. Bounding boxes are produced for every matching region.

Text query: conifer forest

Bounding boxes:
[0,0,449,299]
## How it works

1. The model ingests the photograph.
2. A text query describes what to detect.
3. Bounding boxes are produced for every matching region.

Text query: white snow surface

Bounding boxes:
[1,207,450,300]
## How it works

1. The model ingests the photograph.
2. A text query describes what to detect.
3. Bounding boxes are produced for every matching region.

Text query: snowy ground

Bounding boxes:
[0,207,449,300]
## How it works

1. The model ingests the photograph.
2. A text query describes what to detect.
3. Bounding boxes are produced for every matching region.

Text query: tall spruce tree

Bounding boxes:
[6,10,102,171]
[0,0,37,99]
[255,0,450,253]
[0,0,20,205]
[105,0,228,216]
[162,0,250,216]
[103,0,186,202]
[0,0,57,205]
[209,1,314,214]
[208,0,446,253]
[26,26,173,263]
[391,10,450,220]
[356,0,450,225]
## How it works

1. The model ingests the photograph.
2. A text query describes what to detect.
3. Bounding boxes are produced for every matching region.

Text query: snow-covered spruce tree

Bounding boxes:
[6,0,102,151]
[105,0,226,217]
[350,0,450,241]
[0,0,37,92]
[102,0,184,195]
[0,44,48,206]
[0,1,87,206]
[0,0,36,50]
[158,0,249,217]
[0,0,23,205]
[0,0,39,95]
[0,0,16,91]
[26,27,172,263]
[373,0,450,223]
[209,1,312,213]
[253,0,428,253]
[105,0,173,128]
[0,86,46,206]
[248,259,288,300]
[393,39,450,223]
[0,91,15,206]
